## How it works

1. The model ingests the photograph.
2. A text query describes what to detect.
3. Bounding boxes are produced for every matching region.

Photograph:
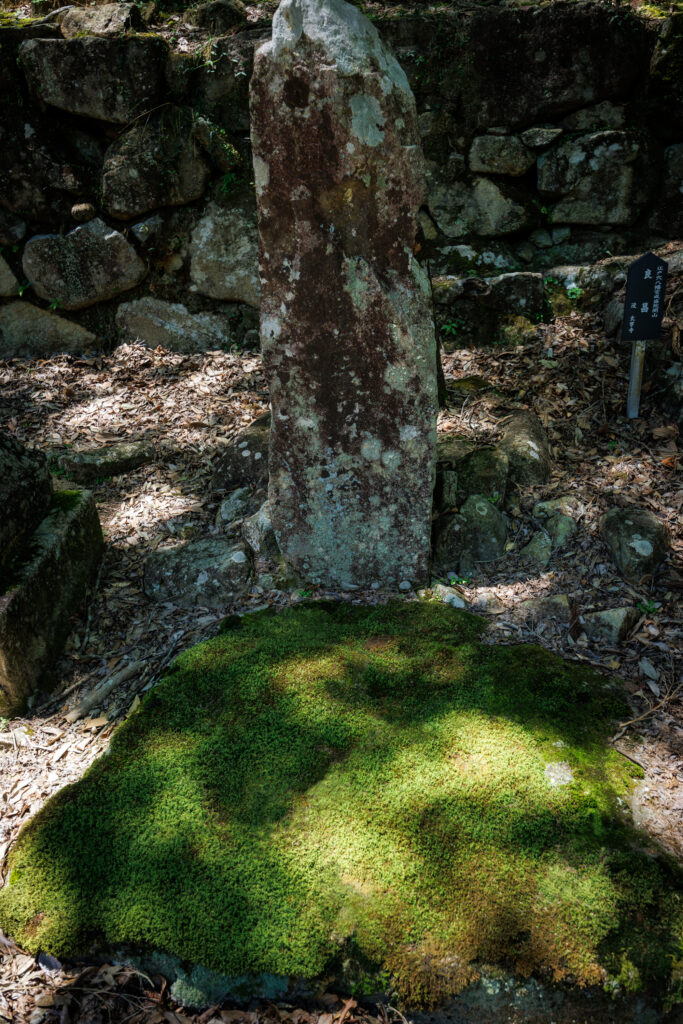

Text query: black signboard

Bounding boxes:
[621,252,668,342]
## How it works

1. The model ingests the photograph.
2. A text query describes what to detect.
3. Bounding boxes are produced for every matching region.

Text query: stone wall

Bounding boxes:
[0,1,681,357]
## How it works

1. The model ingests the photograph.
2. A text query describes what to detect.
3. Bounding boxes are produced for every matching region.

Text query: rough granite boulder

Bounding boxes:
[0,302,97,359]
[250,0,438,588]
[213,412,271,492]
[0,433,53,585]
[427,174,530,238]
[143,539,251,609]
[59,4,142,39]
[23,219,146,310]
[537,131,652,225]
[459,494,507,570]
[0,490,104,713]
[19,36,167,123]
[600,507,669,582]
[469,135,535,176]
[102,107,210,220]
[189,199,260,308]
[116,298,232,353]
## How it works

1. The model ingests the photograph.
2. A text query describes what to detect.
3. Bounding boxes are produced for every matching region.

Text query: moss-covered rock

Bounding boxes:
[0,489,103,712]
[1,601,680,1013]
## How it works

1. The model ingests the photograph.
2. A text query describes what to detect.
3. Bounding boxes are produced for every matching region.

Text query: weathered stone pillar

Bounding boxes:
[250,0,437,589]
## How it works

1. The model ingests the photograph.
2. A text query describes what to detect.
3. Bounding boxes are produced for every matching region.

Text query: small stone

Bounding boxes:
[469,135,535,176]
[533,495,581,519]
[432,514,465,572]
[537,131,649,225]
[215,487,256,528]
[520,126,564,149]
[562,101,625,131]
[520,530,552,567]
[398,580,412,592]
[600,507,669,582]
[102,107,210,220]
[456,447,508,504]
[459,494,507,565]
[189,199,260,308]
[545,511,576,549]
[143,539,251,609]
[429,582,467,608]
[499,411,552,490]
[131,215,164,248]
[116,299,232,354]
[60,441,154,483]
[213,413,270,491]
[582,606,639,644]
[428,174,530,238]
[23,219,146,310]
[0,256,18,298]
[531,229,553,249]
[71,203,96,223]
[517,594,571,622]
[0,302,96,359]
[242,502,280,560]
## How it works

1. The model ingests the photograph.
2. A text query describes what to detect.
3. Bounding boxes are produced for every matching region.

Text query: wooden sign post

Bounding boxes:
[621,252,668,418]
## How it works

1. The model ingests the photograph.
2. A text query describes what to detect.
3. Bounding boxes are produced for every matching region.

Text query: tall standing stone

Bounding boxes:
[250,0,437,589]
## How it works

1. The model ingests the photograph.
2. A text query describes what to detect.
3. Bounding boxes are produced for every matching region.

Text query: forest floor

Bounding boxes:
[0,307,681,1022]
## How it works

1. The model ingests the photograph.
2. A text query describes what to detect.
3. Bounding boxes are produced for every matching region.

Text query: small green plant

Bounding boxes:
[298,589,312,598]
[447,575,471,586]
[219,171,241,195]
[48,298,63,311]
[566,286,583,300]
[637,600,658,617]
[0,718,8,733]
[441,318,464,337]
[17,281,31,297]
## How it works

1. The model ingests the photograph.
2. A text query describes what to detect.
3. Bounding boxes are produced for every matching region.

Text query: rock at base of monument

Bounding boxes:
[143,539,252,609]
[600,507,669,582]
[60,441,155,483]
[0,432,53,584]
[212,413,270,492]
[0,490,104,714]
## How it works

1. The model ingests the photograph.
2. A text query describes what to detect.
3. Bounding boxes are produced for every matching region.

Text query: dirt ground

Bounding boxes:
[0,299,681,1021]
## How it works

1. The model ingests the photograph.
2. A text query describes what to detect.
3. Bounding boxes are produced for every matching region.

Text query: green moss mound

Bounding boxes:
[1,602,681,1007]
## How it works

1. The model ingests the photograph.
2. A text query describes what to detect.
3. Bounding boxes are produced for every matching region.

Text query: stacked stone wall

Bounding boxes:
[0,2,680,357]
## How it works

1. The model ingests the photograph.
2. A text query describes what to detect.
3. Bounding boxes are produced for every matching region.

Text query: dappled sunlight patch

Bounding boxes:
[0,602,680,1009]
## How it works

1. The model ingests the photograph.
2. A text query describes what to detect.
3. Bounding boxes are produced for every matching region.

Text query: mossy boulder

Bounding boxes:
[0,431,53,586]
[0,489,103,712]
[1,601,681,1013]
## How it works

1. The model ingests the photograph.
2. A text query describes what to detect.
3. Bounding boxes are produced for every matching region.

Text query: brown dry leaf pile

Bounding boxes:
[0,292,681,1020]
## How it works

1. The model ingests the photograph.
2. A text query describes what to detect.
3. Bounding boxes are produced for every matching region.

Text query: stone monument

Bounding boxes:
[250,0,437,589]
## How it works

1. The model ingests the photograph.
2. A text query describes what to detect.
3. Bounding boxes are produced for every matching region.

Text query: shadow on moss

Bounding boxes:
[0,601,681,1010]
